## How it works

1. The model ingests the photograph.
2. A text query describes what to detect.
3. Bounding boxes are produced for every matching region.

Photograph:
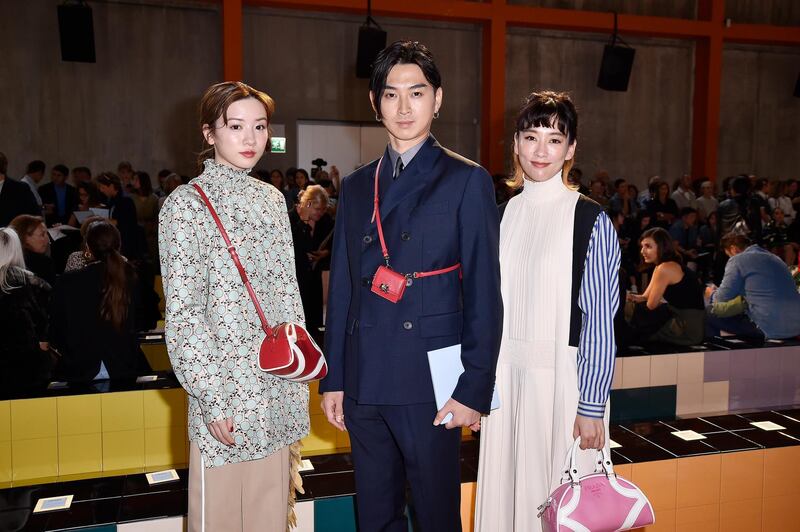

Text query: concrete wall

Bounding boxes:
[506,29,694,188]
[507,0,697,19]
[718,44,800,180]
[243,7,482,174]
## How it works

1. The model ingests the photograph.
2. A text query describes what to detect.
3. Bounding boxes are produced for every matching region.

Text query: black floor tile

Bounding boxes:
[302,471,356,499]
[610,449,632,464]
[638,431,719,458]
[730,428,800,449]
[698,414,754,431]
[305,453,354,475]
[661,418,724,434]
[0,508,48,532]
[0,484,66,511]
[701,431,763,452]
[43,498,120,531]
[609,427,676,463]
[118,491,187,523]
[61,476,125,504]
[123,469,188,497]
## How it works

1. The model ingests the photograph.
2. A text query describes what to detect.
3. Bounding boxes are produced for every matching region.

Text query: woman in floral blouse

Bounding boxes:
[159,81,308,532]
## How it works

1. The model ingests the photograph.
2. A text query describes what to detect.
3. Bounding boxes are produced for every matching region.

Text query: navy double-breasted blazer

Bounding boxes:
[319,136,502,413]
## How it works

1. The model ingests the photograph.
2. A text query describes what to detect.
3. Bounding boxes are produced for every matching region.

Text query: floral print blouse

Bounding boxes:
[158,159,308,468]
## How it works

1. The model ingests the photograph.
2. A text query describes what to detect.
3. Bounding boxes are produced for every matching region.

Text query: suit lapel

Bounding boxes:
[379,136,441,221]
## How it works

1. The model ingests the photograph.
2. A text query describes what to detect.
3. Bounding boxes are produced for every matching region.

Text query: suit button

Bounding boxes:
[401,232,411,241]
[403,321,413,330]
[362,277,371,287]
[363,235,373,244]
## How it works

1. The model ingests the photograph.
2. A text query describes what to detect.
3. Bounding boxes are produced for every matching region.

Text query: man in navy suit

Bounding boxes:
[320,41,502,531]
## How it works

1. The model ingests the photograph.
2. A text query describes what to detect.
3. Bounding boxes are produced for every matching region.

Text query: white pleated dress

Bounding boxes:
[475,174,611,532]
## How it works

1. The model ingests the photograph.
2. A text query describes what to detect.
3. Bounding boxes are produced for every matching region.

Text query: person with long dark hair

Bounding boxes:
[159,81,307,531]
[624,227,705,345]
[96,172,142,260]
[49,221,151,381]
[8,214,55,285]
[475,91,620,531]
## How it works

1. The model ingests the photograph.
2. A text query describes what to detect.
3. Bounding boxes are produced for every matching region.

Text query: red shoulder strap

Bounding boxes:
[191,183,271,333]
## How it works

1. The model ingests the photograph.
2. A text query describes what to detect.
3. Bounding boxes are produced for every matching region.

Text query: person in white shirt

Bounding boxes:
[768,179,796,226]
[20,160,45,208]
[696,180,719,222]
[671,173,697,211]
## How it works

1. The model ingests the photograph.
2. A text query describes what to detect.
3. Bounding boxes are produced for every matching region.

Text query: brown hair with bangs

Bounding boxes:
[508,90,578,190]
[197,81,276,169]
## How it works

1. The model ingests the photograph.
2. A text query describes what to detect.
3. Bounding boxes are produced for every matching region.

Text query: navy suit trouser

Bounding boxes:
[344,396,462,532]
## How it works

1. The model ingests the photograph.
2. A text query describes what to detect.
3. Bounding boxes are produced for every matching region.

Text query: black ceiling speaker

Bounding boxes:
[794,72,800,98]
[597,12,635,92]
[57,1,96,63]
[356,0,385,78]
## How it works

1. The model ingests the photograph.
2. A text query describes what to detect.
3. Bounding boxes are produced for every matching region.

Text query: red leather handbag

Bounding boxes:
[192,184,327,383]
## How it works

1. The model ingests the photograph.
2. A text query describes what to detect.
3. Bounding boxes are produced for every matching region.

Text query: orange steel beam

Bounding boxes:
[725,23,800,46]
[481,7,507,174]
[222,0,243,81]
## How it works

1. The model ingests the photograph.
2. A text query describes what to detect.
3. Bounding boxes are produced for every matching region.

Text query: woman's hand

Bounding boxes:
[626,292,646,303]
[207,417,236,446]
[573,415,605,450]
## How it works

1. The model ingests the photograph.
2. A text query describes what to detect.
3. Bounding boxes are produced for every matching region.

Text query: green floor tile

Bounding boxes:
[315,496,357,532]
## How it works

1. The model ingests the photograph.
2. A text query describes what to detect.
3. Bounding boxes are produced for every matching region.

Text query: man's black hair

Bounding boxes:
[26,160,45,174]
[369,41,442,120]
[680,207,697,217]
[53,164,69,176]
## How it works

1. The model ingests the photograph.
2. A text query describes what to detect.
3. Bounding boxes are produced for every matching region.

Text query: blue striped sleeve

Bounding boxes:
[576,211,621,418]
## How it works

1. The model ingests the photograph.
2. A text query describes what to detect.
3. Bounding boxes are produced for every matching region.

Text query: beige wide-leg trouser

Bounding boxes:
[188,442,290,532]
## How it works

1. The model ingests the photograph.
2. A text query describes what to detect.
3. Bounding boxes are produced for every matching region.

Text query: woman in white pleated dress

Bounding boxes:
[475,91,621,531]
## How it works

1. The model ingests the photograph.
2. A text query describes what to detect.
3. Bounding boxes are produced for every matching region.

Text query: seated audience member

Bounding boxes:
[588,178,609,207]
[267,168,294,210]
[0,228,54,393]
[39,164,79,226]
[768,180,796,226]
[718,175,749,235]
[21,160,46,209]
[68,181,104,227]
[0,151,40,226]
[637,175,661,210]
[65,215,104,271]
[290,185,334,344]
[155,169,172,197]
[763,208,798,267]
[117,161,135,193]
[647,181,679,228]
[706,229,800,340]
[158,173,182,209]
[696,180,719,222]
[131,171,160,260]
[700,210,720,251]
[609,178,639,219]
[71,166,92,185]
[568,167,589,195]
[624,228,705,346]
[96,172,142,260]
[9,214,55,285]
[671,173,697,211]
[669,207,700,261]
[50,222,152,381]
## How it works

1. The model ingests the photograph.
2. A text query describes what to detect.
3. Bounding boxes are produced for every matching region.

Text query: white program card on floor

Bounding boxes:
[671,430,707,441]
[146,469,180,485]
[725,339,747,344]
[136,375,159,383]
[609,439,622,449]
[143,335,162,340]
[299,459,314,472]
[689,345,708,350]
[767,339,785,345]
[47,381,68,390]
[33,495,73,513]
[751,421,786,431]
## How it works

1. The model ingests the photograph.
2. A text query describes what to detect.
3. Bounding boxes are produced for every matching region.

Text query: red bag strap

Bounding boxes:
[371,157,461,279]
[192,183,272,333]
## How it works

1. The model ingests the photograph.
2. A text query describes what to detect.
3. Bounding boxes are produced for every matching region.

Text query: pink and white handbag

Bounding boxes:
[539,437,655,532]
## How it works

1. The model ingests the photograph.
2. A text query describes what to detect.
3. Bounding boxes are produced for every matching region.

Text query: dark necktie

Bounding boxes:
[393,157,404,180]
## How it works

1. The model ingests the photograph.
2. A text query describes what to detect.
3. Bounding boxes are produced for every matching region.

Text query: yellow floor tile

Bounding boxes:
[141,344,172,372]
[613,462,633,480]
[719,499,762,532]
[11,437,58,481]
[143,389,187,429]
[0,441,10,483]
[335,427,351,449]
[10,398,57,440]
[638,508,676,532]
[632,459,678,511]
[102,392,144,432]
[57,395,102,436]
[0,401,10,441]
[103,429,145,471]
[720,450,764,502]
[677,455,721,508]
[676,504,719,531]
[763,446,800,498]
[307,381,323,416]
[145,427,188,468]
[301,415,338,453]
[59,433,103,476]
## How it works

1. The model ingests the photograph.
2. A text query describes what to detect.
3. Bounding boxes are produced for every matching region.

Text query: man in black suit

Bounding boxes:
[0,152,40,227]
[39,164,79,226]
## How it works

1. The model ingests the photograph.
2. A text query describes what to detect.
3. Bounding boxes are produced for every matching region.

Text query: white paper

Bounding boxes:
[145,469,180,485]
[750,421,786,431]
[671,430,707,441]
[427,344,500,425]
[90,207,110,218]
[609,439,622,449]
[33,495,73,513]
[299,459,314,472]
[136,375,159,383]
[47,227,66,241]
[73,210,93,224]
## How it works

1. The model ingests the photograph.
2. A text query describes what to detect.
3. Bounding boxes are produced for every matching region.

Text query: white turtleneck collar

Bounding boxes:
[521,170,569,202]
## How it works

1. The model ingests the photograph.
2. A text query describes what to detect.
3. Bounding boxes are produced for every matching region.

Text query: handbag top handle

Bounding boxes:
[191,183,272,335]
